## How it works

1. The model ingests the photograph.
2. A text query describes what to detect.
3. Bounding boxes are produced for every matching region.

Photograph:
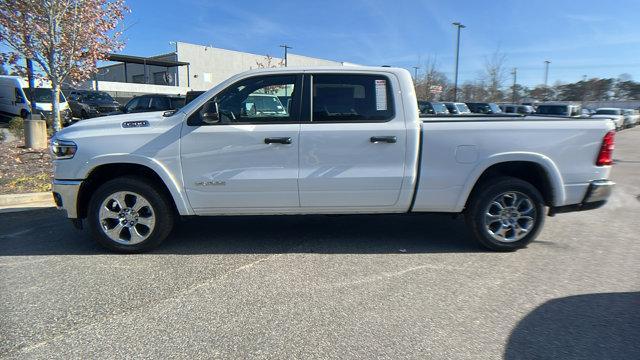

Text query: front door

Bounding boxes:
[180,74,302,213]
[299,73,407,208]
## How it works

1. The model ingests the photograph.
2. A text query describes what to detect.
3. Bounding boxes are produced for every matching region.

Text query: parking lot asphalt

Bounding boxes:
[1,128,639,360]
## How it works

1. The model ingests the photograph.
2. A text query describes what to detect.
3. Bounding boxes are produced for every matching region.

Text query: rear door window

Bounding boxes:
[311,74,394,122]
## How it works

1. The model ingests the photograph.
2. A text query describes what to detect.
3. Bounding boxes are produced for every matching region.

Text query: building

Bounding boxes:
[88,41,344,100]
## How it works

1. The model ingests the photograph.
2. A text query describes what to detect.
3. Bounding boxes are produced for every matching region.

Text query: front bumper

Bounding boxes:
[52,179,82,218]
[549,179,615,216]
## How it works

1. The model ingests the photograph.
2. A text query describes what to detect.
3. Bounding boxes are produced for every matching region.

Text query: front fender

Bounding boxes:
[455,152,566,211]
[78,154,193,216]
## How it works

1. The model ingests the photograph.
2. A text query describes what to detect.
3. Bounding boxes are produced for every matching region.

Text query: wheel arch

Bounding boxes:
[457,153,565,212]
[76,157,192,219]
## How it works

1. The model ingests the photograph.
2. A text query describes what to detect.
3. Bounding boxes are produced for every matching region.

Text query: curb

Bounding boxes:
[0,192,53,206]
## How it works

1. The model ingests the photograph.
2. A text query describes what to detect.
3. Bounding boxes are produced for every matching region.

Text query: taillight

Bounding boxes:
[596,130,615,166]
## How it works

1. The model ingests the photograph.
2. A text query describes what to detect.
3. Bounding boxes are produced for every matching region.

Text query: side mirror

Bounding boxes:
[202,111,219,124]
[201,101,220,124]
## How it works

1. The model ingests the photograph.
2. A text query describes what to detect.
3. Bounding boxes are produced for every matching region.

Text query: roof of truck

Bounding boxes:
[237,65,409,76]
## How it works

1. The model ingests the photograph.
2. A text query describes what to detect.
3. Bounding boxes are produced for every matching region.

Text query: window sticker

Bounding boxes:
[375,79,387,111]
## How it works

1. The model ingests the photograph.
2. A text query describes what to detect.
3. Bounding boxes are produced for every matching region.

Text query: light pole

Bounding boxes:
[543,60,551,87]
[452,22,466,102]
[511,67,517,103]
[280,44,292,67]
[412,66,420,84]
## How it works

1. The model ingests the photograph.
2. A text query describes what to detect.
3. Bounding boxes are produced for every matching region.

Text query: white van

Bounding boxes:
[0,76,71,124]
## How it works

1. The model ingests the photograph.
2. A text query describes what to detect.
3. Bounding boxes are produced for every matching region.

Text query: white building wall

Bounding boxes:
[95,41,344,96]
[174,42,342,91]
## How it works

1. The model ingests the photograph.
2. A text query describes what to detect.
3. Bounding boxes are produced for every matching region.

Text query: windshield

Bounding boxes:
[83,92,114,102]
[489,103,502,113]
[536,105,568,115]
[432,103,449,114]
[25,88,66,103]
[456,103,471,113]
[595,109,621,115]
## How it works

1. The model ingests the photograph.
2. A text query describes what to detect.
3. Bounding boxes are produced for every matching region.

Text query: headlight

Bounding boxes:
[50,139,77,159]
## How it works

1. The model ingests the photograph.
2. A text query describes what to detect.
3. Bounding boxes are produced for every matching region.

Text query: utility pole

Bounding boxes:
[543,60,551,87]
[412,66,420,85]
[279,44,292,67]
[511,67,517,103]
[452,22,466,102]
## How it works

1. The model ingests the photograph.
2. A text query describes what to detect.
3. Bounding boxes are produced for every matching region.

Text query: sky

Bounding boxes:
[6,0,640,87]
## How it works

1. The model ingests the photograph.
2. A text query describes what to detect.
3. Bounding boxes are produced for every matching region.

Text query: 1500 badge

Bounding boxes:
[122,120,150,128]
[195,180,226,186]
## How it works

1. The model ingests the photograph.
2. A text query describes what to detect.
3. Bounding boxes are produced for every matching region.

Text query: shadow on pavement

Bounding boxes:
[0,208,483,256]
[504,292,640,360]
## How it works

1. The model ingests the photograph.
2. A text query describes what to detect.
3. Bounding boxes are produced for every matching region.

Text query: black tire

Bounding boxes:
[88,176,175,253]
[80,109,88,119]
[20,109,29,119]
[465,176,545,251]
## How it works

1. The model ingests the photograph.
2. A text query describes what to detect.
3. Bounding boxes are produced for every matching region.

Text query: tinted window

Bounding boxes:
[536,105,568,115]
[312,74,394,122]
[25,88,66,103]
[124,97,140,112]
[150,96,170,110]
[190,75,298,125]
[595,109,621,115]
[418,101,434,114]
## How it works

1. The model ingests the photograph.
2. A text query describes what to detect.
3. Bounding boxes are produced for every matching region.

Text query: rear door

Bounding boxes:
[298,73,407,208]
[180,74,302,212]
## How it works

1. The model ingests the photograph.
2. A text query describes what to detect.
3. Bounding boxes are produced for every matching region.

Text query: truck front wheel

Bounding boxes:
[88,176,175,253]
[465,177,545,251]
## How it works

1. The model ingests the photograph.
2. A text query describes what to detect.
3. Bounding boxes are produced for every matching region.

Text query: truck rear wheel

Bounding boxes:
[88,176,175,253]
[465,177,545,251]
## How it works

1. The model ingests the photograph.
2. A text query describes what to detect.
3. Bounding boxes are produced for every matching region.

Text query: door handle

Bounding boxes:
[264,137,292,144]
[370,136,397,144]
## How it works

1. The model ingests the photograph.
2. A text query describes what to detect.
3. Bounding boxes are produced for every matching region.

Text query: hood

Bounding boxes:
[56,111,168,140]
[591,114,622,119]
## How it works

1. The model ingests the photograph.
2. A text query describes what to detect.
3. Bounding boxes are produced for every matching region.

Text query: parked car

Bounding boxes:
[535,104,582,118]
[184,91,205,105]
[442,102,472,115]
[51,66,615,253]
[418,101,450,115]
[0,75,72,125]
[500,104,535,115]
[66,90,121,119]
[122,94,185,114]
[466,102,503,114]
[622,109,639,128]
[591,108,625,131]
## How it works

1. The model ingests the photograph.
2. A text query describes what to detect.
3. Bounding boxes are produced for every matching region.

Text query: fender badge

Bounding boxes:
[122,120,150,128]
[196,180,226,186]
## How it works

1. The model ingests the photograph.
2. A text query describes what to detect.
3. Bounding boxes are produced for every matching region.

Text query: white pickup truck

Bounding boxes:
[51,66,616,253]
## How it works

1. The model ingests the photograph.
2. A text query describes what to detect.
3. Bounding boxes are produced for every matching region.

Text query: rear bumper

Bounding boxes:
[52,179,82,218]
[549,180,614,216]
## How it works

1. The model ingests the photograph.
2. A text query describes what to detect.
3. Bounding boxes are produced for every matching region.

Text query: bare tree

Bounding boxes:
[482,50,508,102]
[415,56,449,101]
[0,0,128,132]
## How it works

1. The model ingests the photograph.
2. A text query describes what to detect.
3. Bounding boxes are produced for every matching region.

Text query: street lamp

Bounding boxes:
[544,60,551,87]
[452,22,466,102]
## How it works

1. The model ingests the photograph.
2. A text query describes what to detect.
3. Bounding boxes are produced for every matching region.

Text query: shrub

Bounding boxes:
[0,130,6,143]
[8,117,24,138]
